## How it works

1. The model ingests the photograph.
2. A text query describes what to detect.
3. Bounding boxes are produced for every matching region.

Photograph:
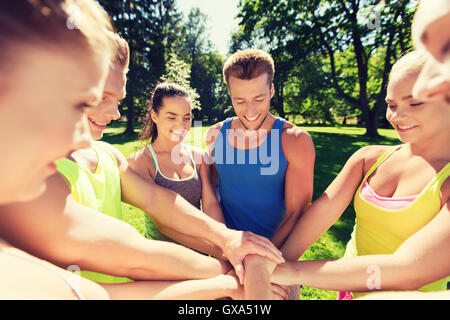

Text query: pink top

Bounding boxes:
[360,180,418,210]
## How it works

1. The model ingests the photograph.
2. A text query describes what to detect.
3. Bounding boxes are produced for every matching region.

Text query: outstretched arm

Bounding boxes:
[106,141,284,284]
[0,173,228,281]
[273,127,315,252]
[272,200,450,292]
[280,145,385,261]
[131,146,226,259]
[0,241,241,300]
[101,272,244,300]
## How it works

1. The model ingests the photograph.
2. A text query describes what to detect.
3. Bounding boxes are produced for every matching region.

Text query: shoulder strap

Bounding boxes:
[91,141,118,168]
[435,163,450,190]
[55,158,78,190]
[221,117,233,132]
[273,117,285,140]
[362,146,399,182]
[212,118,233,158]
[148,144,161,175]
[275,117,286,130]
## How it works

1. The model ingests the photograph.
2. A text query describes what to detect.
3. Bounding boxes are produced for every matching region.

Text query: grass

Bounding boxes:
[102,121,400,300]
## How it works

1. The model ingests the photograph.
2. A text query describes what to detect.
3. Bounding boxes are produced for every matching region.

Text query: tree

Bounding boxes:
[175,8,230,123]
[236,0,416,136]
[160,53,201,114]
[98,0,184,134]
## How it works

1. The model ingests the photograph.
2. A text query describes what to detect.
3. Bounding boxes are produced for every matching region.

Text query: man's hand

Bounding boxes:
[221,230,284,285]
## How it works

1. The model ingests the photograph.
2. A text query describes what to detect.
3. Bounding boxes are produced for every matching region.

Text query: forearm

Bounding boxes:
[131,184,231,252]
[272,255,425,292]
[59,203,228,280]
[87,236,228,281]
[202,201,226,225]
[270,213,300,251]
[156,224,225,259]
[280,196,344,262]
[243,255,273,300]
[101,274,239,300]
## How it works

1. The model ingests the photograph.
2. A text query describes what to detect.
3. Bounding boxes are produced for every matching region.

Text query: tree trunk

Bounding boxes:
[125,95,135,135]
[364,109,380,137]
[273,77,285,118]
[125,49,136,135]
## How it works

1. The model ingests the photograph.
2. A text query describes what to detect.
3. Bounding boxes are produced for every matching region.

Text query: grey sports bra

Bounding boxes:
[148,144,202,210]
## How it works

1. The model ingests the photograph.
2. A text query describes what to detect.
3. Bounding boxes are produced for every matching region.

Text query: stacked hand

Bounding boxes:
[221,229,285,285]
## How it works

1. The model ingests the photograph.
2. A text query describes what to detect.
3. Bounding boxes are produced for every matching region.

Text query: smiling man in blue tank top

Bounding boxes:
[204,49,316,299]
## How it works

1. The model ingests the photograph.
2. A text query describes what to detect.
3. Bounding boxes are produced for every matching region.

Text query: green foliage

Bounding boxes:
[234,0,416,136]
[98,3,233,128]
[98,0,185,133]
[160,53,201,111]
[174,8,231,123]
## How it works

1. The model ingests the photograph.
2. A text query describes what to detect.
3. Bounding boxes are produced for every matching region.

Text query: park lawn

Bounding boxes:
[102,122,400,300]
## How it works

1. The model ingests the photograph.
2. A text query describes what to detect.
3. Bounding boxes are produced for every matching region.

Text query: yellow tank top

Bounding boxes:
[55,141,132,284]
[345,146,449,296]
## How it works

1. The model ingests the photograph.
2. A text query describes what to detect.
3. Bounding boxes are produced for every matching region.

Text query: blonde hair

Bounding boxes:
[390,50,429,81]
[109,31,130,72]
[412,0,450,49]
[223,49,275,85]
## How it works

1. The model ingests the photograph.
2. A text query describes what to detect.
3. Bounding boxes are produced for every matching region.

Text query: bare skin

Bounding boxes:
[0,239,245,300]
[412,1,450,100]
[203,73,315,299]
[270,68,450,297]
[0,61,284,293]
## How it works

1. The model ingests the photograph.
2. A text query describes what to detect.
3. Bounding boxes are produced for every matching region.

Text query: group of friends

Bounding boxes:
[0,0,449,300]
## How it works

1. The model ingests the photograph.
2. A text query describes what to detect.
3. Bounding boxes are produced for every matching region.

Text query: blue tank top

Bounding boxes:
[212,117,289,238]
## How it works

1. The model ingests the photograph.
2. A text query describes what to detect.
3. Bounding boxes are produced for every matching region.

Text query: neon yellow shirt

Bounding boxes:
[56,141,132,284]
[345,146,449,297]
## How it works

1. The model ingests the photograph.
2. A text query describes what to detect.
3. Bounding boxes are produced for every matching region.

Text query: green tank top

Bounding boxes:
[55,141,132,284]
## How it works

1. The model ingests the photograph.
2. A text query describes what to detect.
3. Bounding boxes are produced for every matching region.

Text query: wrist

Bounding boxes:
[217,274,241,299]
[210,223,233,252]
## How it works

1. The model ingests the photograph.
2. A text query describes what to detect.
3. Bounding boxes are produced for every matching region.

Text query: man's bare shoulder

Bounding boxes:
[281,121,311,140]
[280,121,315,163]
